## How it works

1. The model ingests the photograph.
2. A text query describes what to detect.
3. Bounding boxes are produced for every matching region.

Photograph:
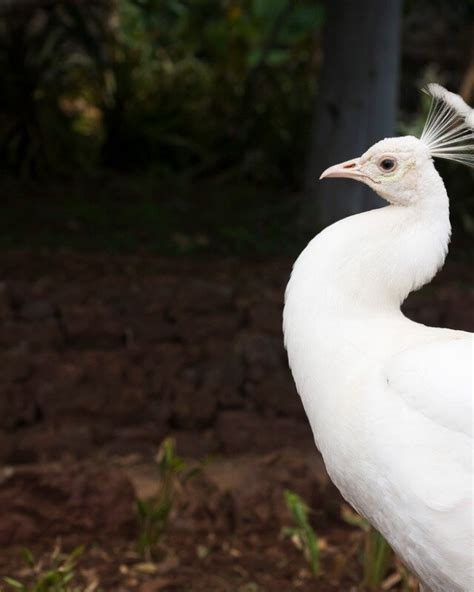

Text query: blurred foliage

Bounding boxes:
[0,0,472,254]
[3,544,85,592]
[0,0,324,186]
[106,0,323,184]
[0,2,108,176]
[136,438,202,561]
[282,490,320,577]
[340,505,418,591]
[0,176,302,255]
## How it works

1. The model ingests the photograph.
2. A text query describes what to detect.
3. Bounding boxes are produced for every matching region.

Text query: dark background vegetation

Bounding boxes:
[0,1,473,591]
[1,0,473,254]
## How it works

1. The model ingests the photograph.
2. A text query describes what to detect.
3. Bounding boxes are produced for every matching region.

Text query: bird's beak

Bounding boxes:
[319,158,364,181]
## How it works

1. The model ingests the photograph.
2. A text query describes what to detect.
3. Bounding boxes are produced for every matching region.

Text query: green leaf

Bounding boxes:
[62,570,75,584]
[136,498,149,518]
[363,528,392,587]
[304,524,320,575]
[20,547,35,567]
[283,490,320,577]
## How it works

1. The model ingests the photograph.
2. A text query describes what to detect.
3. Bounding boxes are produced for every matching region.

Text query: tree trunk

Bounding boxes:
[302,0,402,231]
[460,23,474,103]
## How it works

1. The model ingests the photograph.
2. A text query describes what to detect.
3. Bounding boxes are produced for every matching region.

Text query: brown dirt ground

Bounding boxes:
[0,450,409,592]
[0,251,472,591]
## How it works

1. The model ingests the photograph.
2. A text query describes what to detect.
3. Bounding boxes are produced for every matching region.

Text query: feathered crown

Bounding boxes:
[420,83,474,167]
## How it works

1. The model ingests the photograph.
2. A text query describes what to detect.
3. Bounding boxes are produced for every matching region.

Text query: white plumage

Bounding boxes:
[283,85,474,592]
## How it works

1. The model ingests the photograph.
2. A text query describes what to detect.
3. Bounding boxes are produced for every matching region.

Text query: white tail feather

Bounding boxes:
[420,83,474,168]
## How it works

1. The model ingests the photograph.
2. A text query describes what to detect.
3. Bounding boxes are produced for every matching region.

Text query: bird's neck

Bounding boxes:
[287,185,450,320]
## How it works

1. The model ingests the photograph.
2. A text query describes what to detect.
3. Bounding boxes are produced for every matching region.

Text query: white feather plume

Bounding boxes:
[420,83,474,167]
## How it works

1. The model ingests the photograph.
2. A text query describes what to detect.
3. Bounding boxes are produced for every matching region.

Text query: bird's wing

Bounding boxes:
[385,335,473,438]
[382,335,473,589]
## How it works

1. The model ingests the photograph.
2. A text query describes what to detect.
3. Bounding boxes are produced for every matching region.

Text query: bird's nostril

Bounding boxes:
[343,162,356,169]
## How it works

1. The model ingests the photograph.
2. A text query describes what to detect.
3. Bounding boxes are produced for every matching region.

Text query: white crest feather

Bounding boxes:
[420,83,474,167]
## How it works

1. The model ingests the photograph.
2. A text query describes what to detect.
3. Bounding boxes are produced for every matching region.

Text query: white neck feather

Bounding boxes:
[285,168,450,321]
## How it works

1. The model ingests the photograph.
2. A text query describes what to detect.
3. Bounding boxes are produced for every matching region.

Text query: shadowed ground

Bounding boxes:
[0,251,471,591]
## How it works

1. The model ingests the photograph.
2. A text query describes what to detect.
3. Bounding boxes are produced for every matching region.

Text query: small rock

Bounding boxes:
[0,283,12,318]
[247,299,283,335]
[139,578,176,592]
[0,350,32,384]
[61,305,125,348]
[20,300,55,321]
[0,320,62,350]
[236,332,283,376]
[254,370,303,418]
[171,366,217,428]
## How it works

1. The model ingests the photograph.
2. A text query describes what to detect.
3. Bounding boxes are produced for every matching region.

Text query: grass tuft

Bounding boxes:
[3,544,85,592]
[282,490,320,577]
[136,437,201,561]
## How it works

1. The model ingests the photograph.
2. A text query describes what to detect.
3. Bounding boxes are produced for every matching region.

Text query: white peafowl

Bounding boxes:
[283,83,473,592]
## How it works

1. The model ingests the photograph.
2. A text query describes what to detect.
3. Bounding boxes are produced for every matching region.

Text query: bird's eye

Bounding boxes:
[379,158,397,172]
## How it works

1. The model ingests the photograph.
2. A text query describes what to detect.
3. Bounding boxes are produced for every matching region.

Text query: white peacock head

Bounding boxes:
[320,84,474,206]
